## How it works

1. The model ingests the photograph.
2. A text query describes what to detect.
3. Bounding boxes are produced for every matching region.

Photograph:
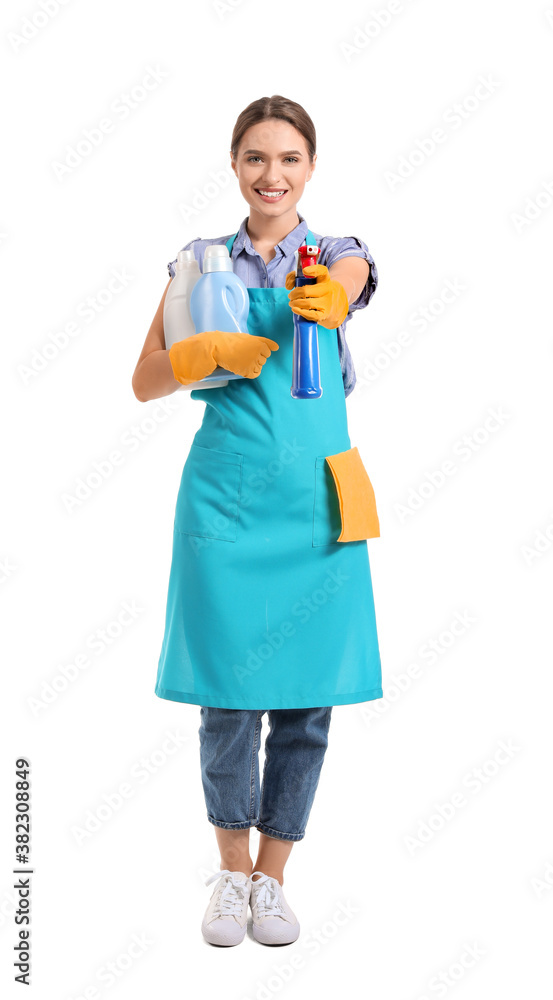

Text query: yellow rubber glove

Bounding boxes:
[169,331,279,386]
[285,264,349,329]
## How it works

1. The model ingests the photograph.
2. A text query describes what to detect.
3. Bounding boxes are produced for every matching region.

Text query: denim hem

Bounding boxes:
[207,816,257,831]
[256,823,305,842]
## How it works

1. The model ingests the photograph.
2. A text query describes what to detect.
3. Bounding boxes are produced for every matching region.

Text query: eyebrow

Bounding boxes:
[242,149,304,156]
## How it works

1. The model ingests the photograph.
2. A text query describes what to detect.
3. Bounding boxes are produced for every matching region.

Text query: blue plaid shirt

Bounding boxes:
[167,212,378,397]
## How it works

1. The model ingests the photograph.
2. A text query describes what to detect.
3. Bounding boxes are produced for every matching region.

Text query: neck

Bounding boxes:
[246,206,302,246]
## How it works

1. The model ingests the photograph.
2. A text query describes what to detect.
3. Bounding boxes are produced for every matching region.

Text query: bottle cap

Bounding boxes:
[203,245,233,273]
[175,250,196,270]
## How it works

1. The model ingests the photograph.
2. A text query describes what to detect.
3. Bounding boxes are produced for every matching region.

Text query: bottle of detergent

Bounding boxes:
[163,250,200,351]
[163,249,227,391]
[188,244,250,387]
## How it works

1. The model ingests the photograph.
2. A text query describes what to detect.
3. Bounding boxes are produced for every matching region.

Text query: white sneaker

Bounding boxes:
[201,869,251,946]
[249,871,300,945]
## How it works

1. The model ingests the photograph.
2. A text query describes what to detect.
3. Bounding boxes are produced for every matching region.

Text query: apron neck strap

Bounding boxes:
[225,226,317,273]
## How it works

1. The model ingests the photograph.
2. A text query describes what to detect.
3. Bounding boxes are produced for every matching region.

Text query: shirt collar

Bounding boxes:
[230,213,309,260]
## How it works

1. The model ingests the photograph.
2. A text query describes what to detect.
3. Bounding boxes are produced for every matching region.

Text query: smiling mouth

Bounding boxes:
[255,189,288,199]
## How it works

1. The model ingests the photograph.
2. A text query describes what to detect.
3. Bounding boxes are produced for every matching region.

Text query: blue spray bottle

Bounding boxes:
[291,243,323,399]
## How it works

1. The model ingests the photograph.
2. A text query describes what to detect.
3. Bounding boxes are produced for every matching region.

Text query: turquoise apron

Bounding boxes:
[155,228,383,709]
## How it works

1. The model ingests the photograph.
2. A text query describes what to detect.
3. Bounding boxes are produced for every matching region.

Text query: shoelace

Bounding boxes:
[249,871,286,919]
[204,870,249,922]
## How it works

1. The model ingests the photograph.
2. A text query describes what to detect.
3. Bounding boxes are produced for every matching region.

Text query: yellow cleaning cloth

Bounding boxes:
[325,447,380,541]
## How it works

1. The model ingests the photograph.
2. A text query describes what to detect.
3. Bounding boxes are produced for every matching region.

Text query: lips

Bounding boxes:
[255,189,288,202]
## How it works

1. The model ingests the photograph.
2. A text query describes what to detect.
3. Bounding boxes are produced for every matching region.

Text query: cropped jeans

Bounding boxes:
[198,706,333,842]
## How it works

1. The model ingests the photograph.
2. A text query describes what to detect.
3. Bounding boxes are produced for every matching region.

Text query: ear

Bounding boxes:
[307,154,317,182]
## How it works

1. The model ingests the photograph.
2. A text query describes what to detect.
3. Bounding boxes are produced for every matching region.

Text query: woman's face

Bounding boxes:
[231,118,316,218]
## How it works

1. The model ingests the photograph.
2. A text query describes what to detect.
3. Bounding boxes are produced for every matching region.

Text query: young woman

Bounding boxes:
[132,95,383,948]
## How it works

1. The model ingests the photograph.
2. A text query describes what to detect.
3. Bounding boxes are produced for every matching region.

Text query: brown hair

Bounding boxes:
[230,95,316,164]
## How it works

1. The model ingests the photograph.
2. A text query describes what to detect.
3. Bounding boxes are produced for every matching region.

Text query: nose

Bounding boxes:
[260,163,283,186]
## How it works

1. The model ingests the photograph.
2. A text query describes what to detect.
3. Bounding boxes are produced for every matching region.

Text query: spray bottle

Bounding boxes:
[291,243,323,399]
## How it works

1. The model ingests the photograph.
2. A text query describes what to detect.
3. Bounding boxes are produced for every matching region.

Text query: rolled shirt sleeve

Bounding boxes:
[318,234,378,397]
[321,235,378,312]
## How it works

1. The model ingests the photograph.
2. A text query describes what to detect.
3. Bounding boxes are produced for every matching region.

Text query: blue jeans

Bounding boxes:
[198,706,333,842]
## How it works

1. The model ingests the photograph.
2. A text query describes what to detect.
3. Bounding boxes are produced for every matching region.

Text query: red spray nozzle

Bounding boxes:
[297,243,321,275]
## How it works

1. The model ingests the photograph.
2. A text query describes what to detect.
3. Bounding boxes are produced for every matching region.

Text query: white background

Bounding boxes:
[1,0,552,996]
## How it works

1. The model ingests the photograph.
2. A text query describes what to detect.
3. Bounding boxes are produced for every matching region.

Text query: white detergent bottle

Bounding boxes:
[163,250,229,391]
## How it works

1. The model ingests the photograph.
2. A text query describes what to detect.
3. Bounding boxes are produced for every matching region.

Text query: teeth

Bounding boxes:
[258,190,285,198]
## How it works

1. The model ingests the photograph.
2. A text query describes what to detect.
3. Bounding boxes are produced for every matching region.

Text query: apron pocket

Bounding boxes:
[312,456,343,546]
[175,443,243,542]
[324,446,380,541]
